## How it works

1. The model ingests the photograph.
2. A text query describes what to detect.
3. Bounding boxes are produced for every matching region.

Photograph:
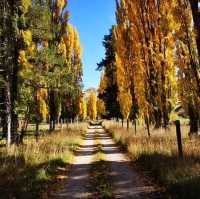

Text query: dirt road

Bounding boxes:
[53,125,161,199]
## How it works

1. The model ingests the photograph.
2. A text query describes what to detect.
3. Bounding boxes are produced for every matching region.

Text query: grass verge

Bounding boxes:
[89,135,115,199]
[0,124,86,199]
[104,121,200,199]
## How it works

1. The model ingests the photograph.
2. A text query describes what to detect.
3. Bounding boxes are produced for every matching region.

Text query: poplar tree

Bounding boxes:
[87,91,97,120]
[100,0,199,134]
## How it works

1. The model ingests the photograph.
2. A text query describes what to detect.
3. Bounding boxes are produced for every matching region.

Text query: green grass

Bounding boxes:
[104,121,200,199]
[0,123,87,199]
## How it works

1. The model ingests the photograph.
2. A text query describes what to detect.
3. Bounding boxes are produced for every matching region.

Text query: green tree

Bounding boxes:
[97,28,121,119]
[0,0,29,145]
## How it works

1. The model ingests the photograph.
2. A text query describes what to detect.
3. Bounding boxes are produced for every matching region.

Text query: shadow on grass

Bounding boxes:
[0,130,165,199]
[0,156,69,199]
[135,152,200,199]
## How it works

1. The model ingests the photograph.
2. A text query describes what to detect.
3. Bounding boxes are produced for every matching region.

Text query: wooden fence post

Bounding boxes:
[175,120,183,159]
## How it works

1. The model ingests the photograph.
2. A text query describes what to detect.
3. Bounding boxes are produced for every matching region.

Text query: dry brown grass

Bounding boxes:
[0,123,87,199]
[104,120,200,199]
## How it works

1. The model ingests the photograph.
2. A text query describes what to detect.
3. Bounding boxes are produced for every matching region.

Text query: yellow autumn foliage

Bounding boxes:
[28,43,36,55]
[37,89,49,121]
[58,38,67,57]
[22,30,32,46]
[87,91,97,120]
[18,50,27,65]
[118,91,132,120]
[21,0,31,13]
[79,97,87,120]
[97,99,106,118]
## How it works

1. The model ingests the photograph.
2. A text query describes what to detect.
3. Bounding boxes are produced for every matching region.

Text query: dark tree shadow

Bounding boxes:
[135,152,200,199]
[3,127,200,199]
[0,155,70,199]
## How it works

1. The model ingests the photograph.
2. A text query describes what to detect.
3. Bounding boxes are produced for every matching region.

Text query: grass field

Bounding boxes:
[104,120,200,199]
[0,123,87,199]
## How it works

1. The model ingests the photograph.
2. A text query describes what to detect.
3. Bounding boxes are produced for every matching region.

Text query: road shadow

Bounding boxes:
[1,126,186,199]
[0,155,69,199]
[63,126,165,199]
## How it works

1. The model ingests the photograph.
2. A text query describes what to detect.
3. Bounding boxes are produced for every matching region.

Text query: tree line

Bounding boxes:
[98,0,200,135]
[0,0,83,145]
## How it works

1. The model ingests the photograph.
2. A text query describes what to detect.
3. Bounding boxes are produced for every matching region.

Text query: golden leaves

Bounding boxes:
[28,43,36,54]
[37,89,49,121]
[18,50,27,65]
[112,0,179,121]
[118,91,132,119]
[21,0,31,13]
[79,96,87,120]
[97,99,106,117]
[21,30,32,46]
[58,38,67,57]
[87,91,97,120]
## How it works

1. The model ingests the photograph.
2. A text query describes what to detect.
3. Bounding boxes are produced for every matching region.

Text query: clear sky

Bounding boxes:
[68,0,116,90]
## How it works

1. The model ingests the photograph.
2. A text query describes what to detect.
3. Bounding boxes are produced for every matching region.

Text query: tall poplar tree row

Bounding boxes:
[113,0,177,131]
[99,0,200,134]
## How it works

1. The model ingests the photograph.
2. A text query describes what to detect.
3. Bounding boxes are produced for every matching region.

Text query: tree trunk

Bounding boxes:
[145,116,151,137]
[5,81,12,146]
[127,119,129,130]
[189,119,198,135]
[2,114,7,139]
[49,90,60,131]
[163,108,169,129]
[11,113,18,143]
[49,119,55,131]
[154,109,162,129]
[188,102,199,134]
[20,106,30,144]
[134,120,137,135]
[35,120,39,142]
[52,120,56,131]
[7,113,11,146]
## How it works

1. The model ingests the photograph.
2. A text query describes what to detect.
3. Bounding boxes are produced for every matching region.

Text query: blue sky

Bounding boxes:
[68,0,116,90]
